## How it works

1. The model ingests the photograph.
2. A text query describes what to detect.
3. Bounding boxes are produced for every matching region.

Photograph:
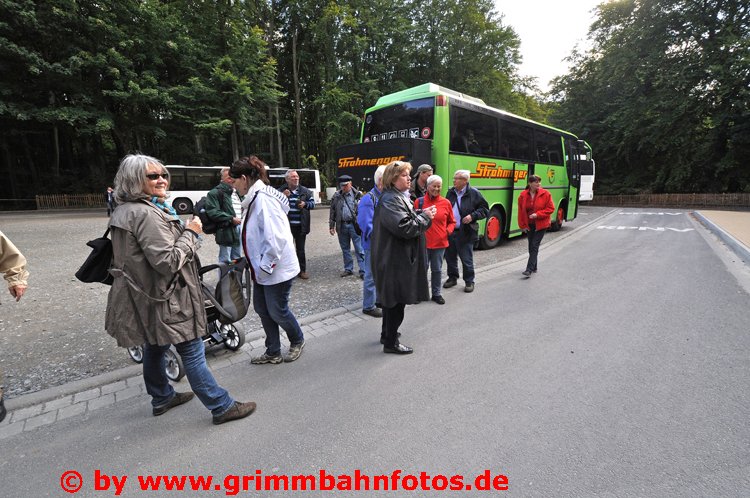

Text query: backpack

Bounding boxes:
[194,194,228,235]
[75,227,114,285]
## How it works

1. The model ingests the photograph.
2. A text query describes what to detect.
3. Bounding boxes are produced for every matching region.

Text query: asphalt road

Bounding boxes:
[1,207,748,496]
[0,205,608,399]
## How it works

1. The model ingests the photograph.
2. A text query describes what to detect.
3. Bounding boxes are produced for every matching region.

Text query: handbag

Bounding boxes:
[75,227,114,285]
[200,259,251,324]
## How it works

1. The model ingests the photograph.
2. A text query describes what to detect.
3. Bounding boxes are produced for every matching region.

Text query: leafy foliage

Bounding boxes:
[550,0,750,193]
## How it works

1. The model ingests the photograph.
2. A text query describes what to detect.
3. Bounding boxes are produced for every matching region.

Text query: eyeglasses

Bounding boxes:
[146,173,169,180]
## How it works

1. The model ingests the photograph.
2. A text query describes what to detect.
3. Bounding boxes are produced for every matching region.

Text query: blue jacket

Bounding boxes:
[356,186,381,250]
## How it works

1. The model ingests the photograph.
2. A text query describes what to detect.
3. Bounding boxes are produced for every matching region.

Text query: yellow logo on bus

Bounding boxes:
[470,162,528,183]
[338,156,406,168]
[547,168,555,183]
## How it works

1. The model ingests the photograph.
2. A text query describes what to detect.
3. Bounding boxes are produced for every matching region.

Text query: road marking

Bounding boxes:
[617,212,684,215]
[597,226,694,232]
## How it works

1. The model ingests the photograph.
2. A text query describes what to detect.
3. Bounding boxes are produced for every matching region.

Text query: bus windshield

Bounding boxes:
[362,97,435,142]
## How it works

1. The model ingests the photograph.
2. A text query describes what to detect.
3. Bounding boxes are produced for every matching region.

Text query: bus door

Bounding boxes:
[507,161,532,237]
[566,139,584,220]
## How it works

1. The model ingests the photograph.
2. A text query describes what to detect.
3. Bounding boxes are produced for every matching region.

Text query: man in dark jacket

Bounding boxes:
[444,169,489,293]
[206,168,242,263]
[329,175,365,278]
[278,169,315,279]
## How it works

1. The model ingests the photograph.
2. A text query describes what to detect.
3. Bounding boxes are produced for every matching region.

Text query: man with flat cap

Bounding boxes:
[410,164,433,201]
[329,175,365,278]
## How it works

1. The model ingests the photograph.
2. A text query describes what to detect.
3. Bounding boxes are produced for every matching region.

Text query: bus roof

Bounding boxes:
[369,83,579,140]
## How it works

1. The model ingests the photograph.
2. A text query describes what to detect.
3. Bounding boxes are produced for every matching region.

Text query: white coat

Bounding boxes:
[241,181,300,285]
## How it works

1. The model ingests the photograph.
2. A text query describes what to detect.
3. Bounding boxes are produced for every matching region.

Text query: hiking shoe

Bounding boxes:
[363,307,383,318]
[251,353,283,364]
[340,270,354,277]
[298,272,309,280]
[153,391,194,416]
[431,295,445,305]
[443,278,457,288]
[213,401,257,425]
[464,283,474,293]
[522,270,532,277]
[283,341,305,363]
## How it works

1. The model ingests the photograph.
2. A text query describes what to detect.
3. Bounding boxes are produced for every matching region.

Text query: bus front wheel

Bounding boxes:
[172,198,193,215]
[550,206,565,232]
[479,209,504,249]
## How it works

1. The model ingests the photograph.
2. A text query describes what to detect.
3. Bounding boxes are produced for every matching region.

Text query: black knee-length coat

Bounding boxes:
[371,188,432,308]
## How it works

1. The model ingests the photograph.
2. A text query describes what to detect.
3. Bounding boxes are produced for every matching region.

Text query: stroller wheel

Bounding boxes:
[221,324,245,351]
[164,347,186,382]
[127,345,144,363]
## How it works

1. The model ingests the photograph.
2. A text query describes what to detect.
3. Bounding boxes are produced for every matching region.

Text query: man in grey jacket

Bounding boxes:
[328,175,365,278]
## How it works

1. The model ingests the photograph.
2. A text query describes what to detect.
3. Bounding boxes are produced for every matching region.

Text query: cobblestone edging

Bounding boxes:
[0,303,373,440]
[0,209,619,440]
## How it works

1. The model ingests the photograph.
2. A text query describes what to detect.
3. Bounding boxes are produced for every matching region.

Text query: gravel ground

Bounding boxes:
[0,204,610,398]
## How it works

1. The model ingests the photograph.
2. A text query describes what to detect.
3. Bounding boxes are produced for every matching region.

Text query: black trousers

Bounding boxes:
[290,224,307,272]
[526,224,546,272]
[381,303,406,347]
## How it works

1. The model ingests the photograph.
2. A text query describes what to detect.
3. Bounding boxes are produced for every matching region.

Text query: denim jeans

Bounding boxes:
[143,338,234,416]
[427,248,446,297]
[362,247,377,310]
[526,224,546,272]
[337,222,365,275]
[218,226,242,263]
[253,279,304,356]
[445,233,475,284]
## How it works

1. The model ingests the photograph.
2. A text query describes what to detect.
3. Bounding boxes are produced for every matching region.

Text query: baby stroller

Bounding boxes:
[127,258,251,381]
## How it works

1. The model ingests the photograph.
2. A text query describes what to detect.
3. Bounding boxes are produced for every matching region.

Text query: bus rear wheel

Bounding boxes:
[550,206,565,232]
[479,208,504,249]
[172,197,193,215]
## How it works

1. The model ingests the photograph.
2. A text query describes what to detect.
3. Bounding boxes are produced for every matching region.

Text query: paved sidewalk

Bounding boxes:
[3,207,747,440]
[694,210,750,263]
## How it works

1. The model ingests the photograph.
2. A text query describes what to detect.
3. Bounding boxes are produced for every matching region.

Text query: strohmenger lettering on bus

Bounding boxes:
[470,163,528,182]
[338,156,406,168]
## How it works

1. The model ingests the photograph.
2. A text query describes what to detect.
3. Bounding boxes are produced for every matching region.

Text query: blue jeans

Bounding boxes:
[362,247,377,310]
[445,233,475,284]
[143,338,234,416]
[427,248,446,297]
[337,222,365,275]
[253,279,304,356]
[218,226,242,263]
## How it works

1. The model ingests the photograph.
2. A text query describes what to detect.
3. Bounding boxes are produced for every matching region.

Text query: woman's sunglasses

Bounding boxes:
[146,173,169,180]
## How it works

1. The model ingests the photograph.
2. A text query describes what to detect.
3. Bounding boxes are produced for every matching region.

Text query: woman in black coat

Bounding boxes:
[371,161,436,354]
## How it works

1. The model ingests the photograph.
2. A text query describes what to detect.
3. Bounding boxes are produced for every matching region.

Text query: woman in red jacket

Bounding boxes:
[517,175,555,277]
[414,175,456,304]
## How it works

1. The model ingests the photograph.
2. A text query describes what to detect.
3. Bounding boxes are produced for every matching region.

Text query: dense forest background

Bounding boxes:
[1,0,747,207]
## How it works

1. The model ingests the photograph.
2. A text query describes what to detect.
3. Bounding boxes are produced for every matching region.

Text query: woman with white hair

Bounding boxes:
[106,154,256,425]
[414,174,455,304]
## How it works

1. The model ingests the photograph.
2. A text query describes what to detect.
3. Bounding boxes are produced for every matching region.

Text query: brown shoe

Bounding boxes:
[298,272,309,279]
[152,391,195,416]
[213,401,257,425]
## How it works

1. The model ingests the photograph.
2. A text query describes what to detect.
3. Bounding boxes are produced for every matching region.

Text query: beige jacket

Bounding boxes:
[105,201,206,348]
[0,230,29,291]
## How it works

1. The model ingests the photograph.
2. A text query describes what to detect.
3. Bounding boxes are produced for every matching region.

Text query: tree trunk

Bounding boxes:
[293,29,302,165]
[275,104,284,168]
[231,122,239,161]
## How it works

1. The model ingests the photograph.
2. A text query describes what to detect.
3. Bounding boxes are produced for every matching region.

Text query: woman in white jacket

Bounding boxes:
[230,156,305,364]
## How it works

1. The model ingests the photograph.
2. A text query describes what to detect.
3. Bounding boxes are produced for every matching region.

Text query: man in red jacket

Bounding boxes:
[517,175,555,277]
[414,175,455,304]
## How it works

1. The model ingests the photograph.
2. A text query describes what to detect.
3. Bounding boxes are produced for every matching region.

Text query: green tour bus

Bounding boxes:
[336,83,594,248]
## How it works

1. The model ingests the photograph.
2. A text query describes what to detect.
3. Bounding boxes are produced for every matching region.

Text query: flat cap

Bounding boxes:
[338,174,352,183]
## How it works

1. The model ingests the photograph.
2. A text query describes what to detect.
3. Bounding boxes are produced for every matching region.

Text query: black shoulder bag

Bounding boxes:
[75,227,114,285]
